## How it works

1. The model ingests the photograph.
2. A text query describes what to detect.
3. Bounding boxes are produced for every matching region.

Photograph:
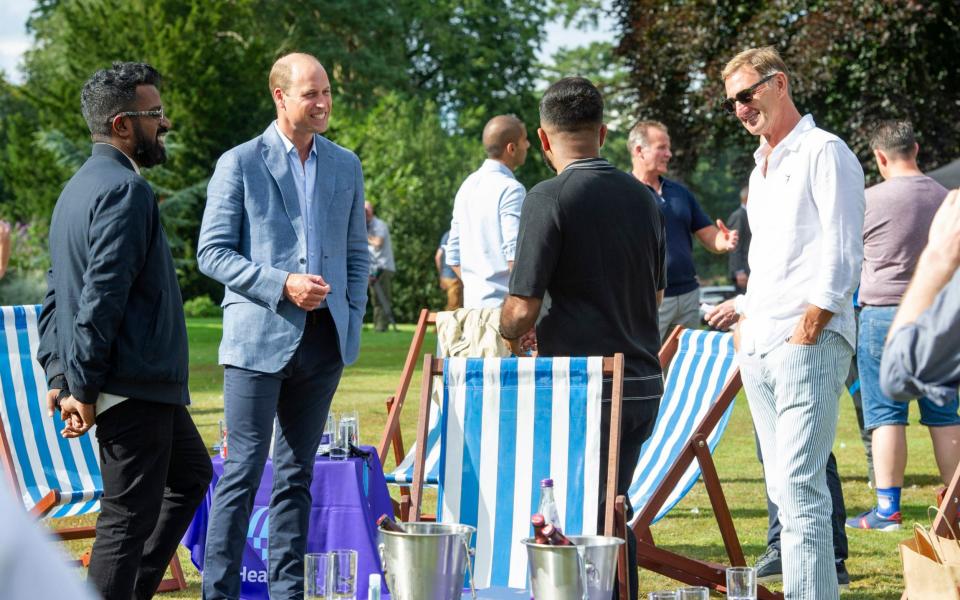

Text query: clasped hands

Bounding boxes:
[284,273,331,310]
[46,389,95,438]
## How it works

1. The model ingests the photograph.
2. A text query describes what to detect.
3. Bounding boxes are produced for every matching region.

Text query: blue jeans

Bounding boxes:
[203,310,344,600]
[858,306,960,431]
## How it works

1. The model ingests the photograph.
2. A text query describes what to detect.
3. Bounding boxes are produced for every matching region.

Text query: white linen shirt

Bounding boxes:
[445,159,525,308]
[739,114,864,356]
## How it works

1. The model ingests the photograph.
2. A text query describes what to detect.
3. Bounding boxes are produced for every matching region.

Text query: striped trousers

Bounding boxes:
[739,330,852,600]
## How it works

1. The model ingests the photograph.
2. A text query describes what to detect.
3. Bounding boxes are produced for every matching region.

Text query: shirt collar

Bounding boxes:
[480,158,516,178]
[273,121,316,159]
[95,142,140,174]
[753,113,816,167]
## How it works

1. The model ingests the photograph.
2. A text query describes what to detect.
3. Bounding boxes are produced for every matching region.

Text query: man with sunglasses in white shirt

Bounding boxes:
[711,46,864,600]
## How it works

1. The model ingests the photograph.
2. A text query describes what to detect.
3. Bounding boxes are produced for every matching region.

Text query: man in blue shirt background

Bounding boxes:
[628,120,739,341]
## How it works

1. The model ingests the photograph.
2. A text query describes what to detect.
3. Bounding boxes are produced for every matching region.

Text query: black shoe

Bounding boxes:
[837,560,850,589]
[755,546,782,583]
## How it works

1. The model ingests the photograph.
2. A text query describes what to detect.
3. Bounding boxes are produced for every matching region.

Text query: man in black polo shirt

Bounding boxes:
[499,76,665,600]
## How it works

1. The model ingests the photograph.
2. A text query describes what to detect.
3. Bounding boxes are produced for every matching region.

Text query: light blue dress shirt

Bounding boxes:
[274,122,325,306]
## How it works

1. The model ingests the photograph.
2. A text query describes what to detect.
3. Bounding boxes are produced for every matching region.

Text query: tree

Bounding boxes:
[2,0,556,315]
[614,0,960,182]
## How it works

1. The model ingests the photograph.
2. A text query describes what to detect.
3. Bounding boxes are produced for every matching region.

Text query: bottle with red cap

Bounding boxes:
[376,514,405,533]
[531,513,549,544]
[542,523,574,546]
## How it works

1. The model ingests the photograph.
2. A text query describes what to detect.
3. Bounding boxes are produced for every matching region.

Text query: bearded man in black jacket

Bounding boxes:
[37,62,212,600]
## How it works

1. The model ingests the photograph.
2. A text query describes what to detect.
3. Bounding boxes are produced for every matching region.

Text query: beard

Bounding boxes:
[540,148,556,173]
[132,121,167,168]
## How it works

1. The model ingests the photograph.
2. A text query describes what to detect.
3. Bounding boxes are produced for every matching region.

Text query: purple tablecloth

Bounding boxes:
[182,446,394,600]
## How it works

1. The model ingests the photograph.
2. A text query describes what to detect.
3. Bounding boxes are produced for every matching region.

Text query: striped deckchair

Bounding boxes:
[631,326,781,600]
[0,304,186,593]
[628,328,738,524]
[410,354,628,597]
[378,308,510,518]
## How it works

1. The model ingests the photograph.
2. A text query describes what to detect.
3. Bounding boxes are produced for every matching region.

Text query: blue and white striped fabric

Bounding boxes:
[628,329,737,525]
[0,305,102,517]
[438,356,603,590]
[385,401,441,485]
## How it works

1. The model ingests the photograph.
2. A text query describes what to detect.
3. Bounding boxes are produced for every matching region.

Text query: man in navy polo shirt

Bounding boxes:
[628,120,738,341]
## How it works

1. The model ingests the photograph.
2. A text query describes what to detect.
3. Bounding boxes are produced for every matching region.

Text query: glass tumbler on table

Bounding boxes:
[318,413,336,455]
[331,549,358,600]
[677,586,709,599]
[649,592,679,600]
[305,552,333,600]
[726,566,757,600]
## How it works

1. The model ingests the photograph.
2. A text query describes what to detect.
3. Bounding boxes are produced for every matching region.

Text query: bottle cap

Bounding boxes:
[541,478,554,487]
[531,513,545,526]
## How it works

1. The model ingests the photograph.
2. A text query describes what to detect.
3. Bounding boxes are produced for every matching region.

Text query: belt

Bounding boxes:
[306,307,330,325]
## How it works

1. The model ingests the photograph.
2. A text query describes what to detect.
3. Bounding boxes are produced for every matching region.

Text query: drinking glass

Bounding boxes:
[330,412,359,461]
[649,592,678,600]
[331,549,358,599]
[305,552,333,600]
[726,566,756,600]
[341,410,359,445]
[677,586,709,599]
[318,413,336,455]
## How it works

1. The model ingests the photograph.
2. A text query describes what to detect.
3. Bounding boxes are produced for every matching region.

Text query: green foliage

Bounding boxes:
[183,295,222,318]
[335,94,475,321]
[1,0,556,318]
[0,270,46,306]
[614,0,960,183]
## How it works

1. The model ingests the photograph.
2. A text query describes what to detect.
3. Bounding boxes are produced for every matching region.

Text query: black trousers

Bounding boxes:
[88,400,212,600]
[599,399,660,600]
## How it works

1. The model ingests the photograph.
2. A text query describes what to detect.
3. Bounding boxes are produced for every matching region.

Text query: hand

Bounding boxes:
[706,298,740,331]
[46,388,59,417]
[716,220,739,252]
[58,396,95,438]
[518,329,538,356]
[924,189,960,270]
[283,273,332,311]
[735,271,749,290]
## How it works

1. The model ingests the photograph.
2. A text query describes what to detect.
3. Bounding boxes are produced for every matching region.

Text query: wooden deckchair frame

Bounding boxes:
[375,308,435,474]
[0,403,187,593]
[410,353,631,600]
[631,326,781,599]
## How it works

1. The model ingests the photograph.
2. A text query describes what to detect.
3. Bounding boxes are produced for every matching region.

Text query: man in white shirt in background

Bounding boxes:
[712,46,864,600]
[445,114,529,307]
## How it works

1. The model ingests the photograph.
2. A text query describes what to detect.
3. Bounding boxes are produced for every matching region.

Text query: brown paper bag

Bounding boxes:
[900,523,960,599]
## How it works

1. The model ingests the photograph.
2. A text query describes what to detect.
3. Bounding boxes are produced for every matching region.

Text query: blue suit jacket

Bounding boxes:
[198,124,368,371]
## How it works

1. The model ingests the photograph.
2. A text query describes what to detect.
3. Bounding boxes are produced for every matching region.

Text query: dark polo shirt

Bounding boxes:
[510,158,666,401]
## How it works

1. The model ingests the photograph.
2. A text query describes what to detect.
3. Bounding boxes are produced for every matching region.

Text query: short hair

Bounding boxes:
[869,120,917,160]
[81,62,162,137]
[269,52,321,94]
[627,120,668,152]
[539,77,604,133]
[482,115,525,158]
[722,46,789,83]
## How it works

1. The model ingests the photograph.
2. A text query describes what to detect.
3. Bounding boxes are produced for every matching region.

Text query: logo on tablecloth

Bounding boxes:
[248,507,269,562]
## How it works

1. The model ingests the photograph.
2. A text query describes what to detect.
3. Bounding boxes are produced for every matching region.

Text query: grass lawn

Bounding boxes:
[63,319,932,598]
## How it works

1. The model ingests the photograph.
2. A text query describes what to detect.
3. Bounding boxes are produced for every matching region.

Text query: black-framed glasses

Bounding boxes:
[108,107,165,123]
[720,74,777,114]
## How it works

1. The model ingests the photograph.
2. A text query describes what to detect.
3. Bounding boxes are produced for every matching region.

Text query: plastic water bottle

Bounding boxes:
[538,478,561,529]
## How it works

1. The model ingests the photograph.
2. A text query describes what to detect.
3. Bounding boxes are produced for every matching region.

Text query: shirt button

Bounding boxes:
[299,258,306,264]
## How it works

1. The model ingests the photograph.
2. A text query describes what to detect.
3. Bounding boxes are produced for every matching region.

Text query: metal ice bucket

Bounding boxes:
[378,521,476,600]
[523,535,625,600]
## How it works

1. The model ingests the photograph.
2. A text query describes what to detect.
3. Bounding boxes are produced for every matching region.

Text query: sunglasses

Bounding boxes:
[720,74,777,114]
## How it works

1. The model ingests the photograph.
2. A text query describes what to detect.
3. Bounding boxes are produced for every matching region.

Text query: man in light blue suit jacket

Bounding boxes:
[197,52,368,599]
